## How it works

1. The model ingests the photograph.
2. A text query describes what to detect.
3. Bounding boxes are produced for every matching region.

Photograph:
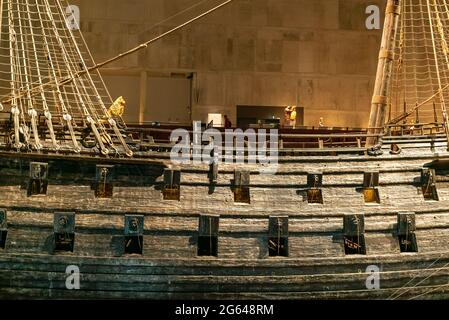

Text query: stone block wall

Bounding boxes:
[70,0,386,127]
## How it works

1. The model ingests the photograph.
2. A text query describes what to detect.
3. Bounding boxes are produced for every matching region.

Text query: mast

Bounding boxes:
[7,0,22,149]
[366,0,402,147]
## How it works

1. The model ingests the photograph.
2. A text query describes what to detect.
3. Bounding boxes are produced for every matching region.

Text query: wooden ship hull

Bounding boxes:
[1,131,449,300]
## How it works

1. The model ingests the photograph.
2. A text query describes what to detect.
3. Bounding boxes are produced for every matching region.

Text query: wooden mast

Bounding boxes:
[366,0,402,147]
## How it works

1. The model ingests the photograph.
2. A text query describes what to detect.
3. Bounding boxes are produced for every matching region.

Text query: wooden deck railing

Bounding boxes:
[0,114,444,157]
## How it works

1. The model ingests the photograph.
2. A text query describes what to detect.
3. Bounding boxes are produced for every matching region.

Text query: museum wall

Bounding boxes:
[70,0,386,127]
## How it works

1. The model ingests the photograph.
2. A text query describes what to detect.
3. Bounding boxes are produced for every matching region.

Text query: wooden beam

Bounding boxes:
[139,70,147,124]
[366,0,402,147]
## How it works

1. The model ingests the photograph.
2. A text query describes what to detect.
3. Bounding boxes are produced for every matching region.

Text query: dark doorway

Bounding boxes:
[0,230,7,249]
[268,216,289,257]
[54,233,75,252]
[198,236,218,256]
[124,236,143,255]
[399,234,418,253]
[344,235,366,255]
[198,215,219,256]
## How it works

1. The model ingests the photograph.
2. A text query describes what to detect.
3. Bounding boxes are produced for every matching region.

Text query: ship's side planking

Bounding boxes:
[1,141,449,299]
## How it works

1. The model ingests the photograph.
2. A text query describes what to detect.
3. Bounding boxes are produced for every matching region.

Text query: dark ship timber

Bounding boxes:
[2,0,449,300]
[1,125,449,300]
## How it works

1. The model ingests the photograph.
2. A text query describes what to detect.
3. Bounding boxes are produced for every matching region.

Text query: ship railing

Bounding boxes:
[133,127,384,155]
[384,122,446,137]
[128,126,372,141]
[6,112,444,156]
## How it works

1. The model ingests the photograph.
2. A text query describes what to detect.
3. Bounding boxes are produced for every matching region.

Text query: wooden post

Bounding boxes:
[415,103,420,124]
[388,103,392,122]
[318,139,324,149]
[402,101,407,124]
[366,0,402,147]
[433,101,438,123]
[139,70,147,124]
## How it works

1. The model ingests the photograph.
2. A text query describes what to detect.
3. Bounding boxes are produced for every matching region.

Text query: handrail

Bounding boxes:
[385,122,444,128]
[280,133,381,138]
[127,127,381,138]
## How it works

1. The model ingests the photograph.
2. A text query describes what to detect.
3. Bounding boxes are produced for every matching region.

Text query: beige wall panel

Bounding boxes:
[68,0,386,127]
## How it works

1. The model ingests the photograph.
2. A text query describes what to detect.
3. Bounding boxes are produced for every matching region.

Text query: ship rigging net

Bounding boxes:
[0,0,132,156]
[389,0,449,127]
